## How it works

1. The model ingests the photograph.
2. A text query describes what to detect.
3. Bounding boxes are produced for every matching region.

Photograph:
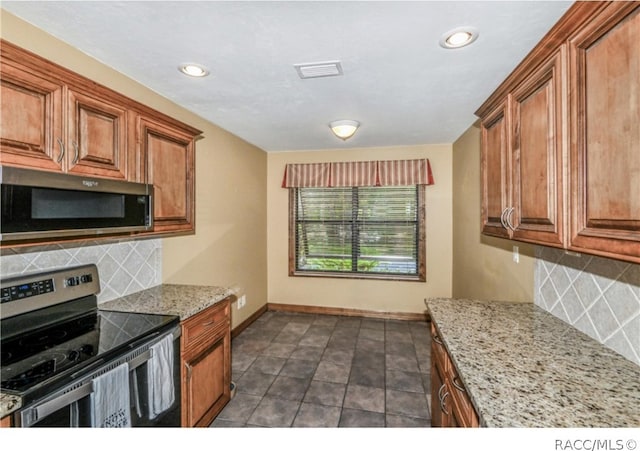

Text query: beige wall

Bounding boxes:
[452,125,534,302]
[267,145,453,314]
[161,126,267,329]
[1,11,268,328]
[1,9,532,324]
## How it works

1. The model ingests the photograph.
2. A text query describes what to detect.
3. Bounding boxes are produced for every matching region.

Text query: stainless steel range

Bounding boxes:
[0,264,181,427]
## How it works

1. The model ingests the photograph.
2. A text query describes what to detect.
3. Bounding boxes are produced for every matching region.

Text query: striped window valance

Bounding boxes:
[281,158,434,188]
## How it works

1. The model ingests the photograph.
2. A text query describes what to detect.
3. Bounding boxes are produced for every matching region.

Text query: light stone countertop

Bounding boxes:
[426,298,640,427]
[1,284,234,420]
[0,393,21,420]
[99,284,235,320]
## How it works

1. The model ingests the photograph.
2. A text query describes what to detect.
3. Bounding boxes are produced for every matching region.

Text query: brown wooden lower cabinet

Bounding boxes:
[0,415,11,428]
[430,323,479,428]
[180,297,232,427]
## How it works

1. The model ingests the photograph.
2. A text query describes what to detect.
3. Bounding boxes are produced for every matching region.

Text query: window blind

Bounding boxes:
[294,186,420,276]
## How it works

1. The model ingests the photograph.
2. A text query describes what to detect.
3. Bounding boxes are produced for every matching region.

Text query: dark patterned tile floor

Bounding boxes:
[212,310,432,428]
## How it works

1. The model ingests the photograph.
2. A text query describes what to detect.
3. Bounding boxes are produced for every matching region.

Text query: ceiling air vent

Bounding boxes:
[294,61,343,79]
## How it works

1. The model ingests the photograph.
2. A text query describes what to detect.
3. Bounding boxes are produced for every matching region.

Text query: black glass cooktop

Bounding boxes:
[0,298,178,401]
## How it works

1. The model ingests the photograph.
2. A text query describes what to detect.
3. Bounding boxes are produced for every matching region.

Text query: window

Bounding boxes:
[290,185,425,281]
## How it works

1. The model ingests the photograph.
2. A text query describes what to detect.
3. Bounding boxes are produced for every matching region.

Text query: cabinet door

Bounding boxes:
[448,369,480,428]
[568,4,640,263]
[430,323,450,427]
[480,100,511,238]
[182,328,230,427]
[66,88,130,180]
[0,415,11,428]
[140,116,196,233]
[510,48,565,247]
[0,61,64,172]
[430,359,447,427]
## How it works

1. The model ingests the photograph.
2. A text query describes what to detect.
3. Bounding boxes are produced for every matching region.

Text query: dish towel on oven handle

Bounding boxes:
[91,363,131,427]
[147,333,175,419]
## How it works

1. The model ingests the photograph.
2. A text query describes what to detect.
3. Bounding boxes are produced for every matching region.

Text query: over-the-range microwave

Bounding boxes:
[0,166,153,242]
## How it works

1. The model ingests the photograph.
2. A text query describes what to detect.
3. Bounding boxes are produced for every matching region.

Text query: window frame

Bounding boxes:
[288,185,426,282]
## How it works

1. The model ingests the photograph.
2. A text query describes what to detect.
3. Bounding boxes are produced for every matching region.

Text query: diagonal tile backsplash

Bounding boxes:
[535,246,640,366]
[0,239,162,304]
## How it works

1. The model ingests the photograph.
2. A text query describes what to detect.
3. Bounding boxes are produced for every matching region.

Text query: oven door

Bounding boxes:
[129,331,182,427]
[15,327,181,428]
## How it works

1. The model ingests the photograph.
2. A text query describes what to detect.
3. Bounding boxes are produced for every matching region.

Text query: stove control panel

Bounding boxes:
[0,264,100,319]
[1,278,54,303]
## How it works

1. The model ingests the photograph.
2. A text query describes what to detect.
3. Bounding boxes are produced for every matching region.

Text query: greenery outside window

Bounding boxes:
[289,185,426,281]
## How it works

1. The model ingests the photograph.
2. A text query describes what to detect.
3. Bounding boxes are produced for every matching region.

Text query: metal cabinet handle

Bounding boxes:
[72,141,80,164]
[505,207,516,231]
[433,334,443,345]
[500,208,508,229]
[185,361,192,381]
[440,389,450,416]
[56,137,65,163]
[452,376,466,393]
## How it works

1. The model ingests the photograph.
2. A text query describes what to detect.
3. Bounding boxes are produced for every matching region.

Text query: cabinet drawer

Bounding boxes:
[181,299,230,351]
[448,365,479,427]
[430,323,449,373]
[430,321,479,428]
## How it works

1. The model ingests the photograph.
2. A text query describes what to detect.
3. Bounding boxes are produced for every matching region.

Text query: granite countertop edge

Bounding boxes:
[0,284,234,419]
[425,297,640,428]
[0,393,21,420]
[98,283,235,320]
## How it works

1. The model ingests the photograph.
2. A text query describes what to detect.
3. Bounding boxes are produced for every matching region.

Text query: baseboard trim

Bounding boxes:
[231,304,268,338]
[267,302,429,322]
[232,303,429,337]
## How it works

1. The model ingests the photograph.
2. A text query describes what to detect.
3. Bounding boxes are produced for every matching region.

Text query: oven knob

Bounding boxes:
[68,350,80,361]
[80,344,94,356]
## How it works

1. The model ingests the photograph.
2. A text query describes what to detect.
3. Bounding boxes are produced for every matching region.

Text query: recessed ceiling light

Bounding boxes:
[179,63,209,77]
[439,27,479,49]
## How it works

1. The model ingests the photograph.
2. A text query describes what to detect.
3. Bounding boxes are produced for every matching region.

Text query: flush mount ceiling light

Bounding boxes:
[329,120,360,141]
[439,27,479,49]
[178,63,209,77]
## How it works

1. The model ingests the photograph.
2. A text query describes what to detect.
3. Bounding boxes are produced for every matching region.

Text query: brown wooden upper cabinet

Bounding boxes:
[567,4,640,263]
[1,43,131,180]
[480,100,510,240]
[1,58,65,173]
[480,49,565,247]
[65,88,130,180]
[0,40,202,243]
[477,1,640,264]
[139,116,197,234]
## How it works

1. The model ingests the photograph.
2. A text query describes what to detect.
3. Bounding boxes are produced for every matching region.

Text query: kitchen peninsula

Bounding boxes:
[426,298,640,427]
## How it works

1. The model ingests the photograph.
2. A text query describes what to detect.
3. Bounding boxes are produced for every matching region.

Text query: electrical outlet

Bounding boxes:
[237,295,247,309]
[513,245,519,263]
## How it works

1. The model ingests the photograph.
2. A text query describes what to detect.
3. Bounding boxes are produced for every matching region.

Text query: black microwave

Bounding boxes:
[0,166,153,242]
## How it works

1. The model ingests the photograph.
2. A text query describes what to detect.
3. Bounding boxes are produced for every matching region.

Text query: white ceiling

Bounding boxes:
[2,1,573,152]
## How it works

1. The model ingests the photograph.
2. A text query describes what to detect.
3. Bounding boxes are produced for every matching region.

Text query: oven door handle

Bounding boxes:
[128,348,152,371]
[20,382,93,427]
[21,350,153,427]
